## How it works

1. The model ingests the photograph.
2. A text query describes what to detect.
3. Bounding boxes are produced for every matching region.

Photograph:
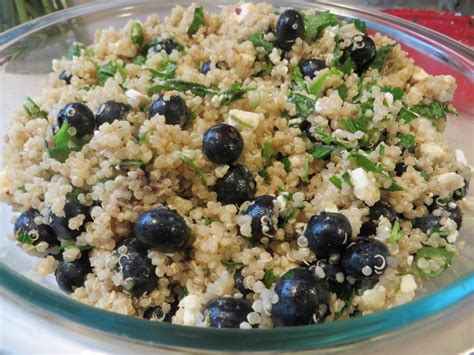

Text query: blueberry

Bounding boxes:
[299,58,326,79]
[164,298,179,322]
[360,201,397,237]
[394,162,407,177]
[341,238,388,279]
[271,268,330,327]
[49,200,91,241]
[275,9,305,51]
[55,252,91,293]
[422,199,462,229]
[201,60,212,74]
[57,102,95,137]
[412,213,442,234]
[203,297,252,328]
[116,238,159,297]
[304,212,352,258]
[149,95,189,127]
[345,35,377,74]
[309,259,351,296]
[134,207,190,252]
[96,100,131,127]
[144,306,166,321]
[59,70,72,85]
[152,40,181,54]
[234,269,251,296]
[14,210,58,247]
[215,164,256,206]
[202,123,244,164]
[300,120,316,143]
[241,195,277,242]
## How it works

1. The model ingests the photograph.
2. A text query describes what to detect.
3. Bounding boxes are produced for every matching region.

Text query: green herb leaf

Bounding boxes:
[352,18,367,33]
[427,227,449,237]
[351,152,383,174]
[15,230,33,244]
[302,154,312,183]
[397,133,415,150]
[420,171,429,181]
[48,122,91,162]
[204,218,212,226]
[382,86,403,100]
[381,180,404,192]
[338,83,348,99]
[96,176,116,184]
[309,67,343,97]
[280,205,305,224]
[19,186,27,193]
[64,42,85,60]
[222,259,243,273]
[333,35,342,67]
[131,22,145,47]
[117,160,146,169]
[260,140,273,181]
[278,155,292,173]
[178,287,189,300]
[341,117,369,133]
[378,144,385,156]
[149,78,213,96]
[23,97,47,119]
[138,131,151,145]
[410,101,447,120]
[249,32,274,53]
[67,188,87,200]
[59,241,92,252]
[311,145,333,160]
[342,171,353,187]
[415,247,453,278]
[340,57,355,75]
[289,92,316,119]
[183,111,197,129]
[389,220,404,244]
[188,6,206,35]
[133,55,146,65]
[277,186,294,201]
[179,153,207,186]
[314,128,354,150]
[230,115,255,129]
[329,175,342,189]
[369,43,396,71]
[304,11,340,41]
[202,266,211,277]
[144,61,178,80]
[292,66,307,91]
[97,61,127,86]
[398,105,419,123]
[263,269,280,288]
[219,83,253,107]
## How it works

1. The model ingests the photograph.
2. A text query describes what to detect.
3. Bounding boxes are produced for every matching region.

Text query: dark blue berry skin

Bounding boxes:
[59,70,72,85]
[428,197,463,226]
[394,162,407,177]
[413,213,442,234]
[234,269,251,296]
[204,297,252,328]
[203,123,244,164]
[152,40,181,54]
[134,207,190,252]
[116,238,159,297]
[215,164,256,206]
[49,200,91,241]
[55,252,91,293]
[309,259,351,297]
[299,58,326,79]
[57,102,95,137]
[360,201,397,237]
[341,238,388,280]
[272,268,330,327]
[275,9,305,51]
[149,95,189,127]
[14,210,59,247]
[300,120,316,143]
[96,101,131,127]
[201,60,212,74]
[304,212,352,258]
[345,35,377,74]
[243,195,276,242]
[144,306,165,321]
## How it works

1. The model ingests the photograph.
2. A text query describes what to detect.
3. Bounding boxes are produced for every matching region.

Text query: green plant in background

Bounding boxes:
[1,0,76,32]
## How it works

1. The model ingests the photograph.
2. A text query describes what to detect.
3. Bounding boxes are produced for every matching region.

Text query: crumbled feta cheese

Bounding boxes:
[126,89,151,107]
[349,168,380,206]
[455,149,468,166]
[356,284,386,311]
[400,274,417,293]
[384,92,394,106]
[234,3,256,23]
[431,172,465,197]
[420,143,445,161]
[407,255,414,265]
[227,109,263,130]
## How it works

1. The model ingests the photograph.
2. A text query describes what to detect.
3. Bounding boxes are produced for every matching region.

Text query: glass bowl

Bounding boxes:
[0,0,473,352]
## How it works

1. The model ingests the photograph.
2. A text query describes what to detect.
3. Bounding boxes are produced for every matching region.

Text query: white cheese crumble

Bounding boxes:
[455,149,468,166]
[227,109,264,130]
[431,172,465,197]
[126,89,151,107]
[420,143,445,161]
[400,274,417,293]
[349,168,380,206]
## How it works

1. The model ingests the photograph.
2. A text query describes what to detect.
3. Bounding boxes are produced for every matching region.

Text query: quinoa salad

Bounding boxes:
[1,3,472,328]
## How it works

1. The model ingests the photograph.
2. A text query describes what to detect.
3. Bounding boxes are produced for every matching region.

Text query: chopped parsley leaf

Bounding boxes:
[341,117,369,133]
[329,175,342,189]
[64,42,85,60]
[23,97,47,119]
[259,140,273,181]
[222,259,243,273]
[304,11,340,41]
[382,86,403,100]
[263,269,280,288]
[47,122,91,162]
[131,22,145,47]
[187,6,206,35]
[311,145,333,160]
[397,133,415,150]
[389,220,404,244]
[309,67,343,97]
[338,83,348,99]
[352,18,367,33]
[179,153,207,186]
[249,32,274,53]
[369,43,396,71]
[415,247,453,278]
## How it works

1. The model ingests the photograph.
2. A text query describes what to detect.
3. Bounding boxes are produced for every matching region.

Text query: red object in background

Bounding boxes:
[382,9,474,47]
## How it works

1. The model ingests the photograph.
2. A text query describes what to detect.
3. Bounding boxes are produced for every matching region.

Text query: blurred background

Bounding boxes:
[0,0,472,33]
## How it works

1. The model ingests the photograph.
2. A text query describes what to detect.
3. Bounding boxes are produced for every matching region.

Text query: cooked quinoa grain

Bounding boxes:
[1,3,472,328]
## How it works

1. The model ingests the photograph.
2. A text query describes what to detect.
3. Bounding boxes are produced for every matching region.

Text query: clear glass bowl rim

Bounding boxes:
[0,0,473,351]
